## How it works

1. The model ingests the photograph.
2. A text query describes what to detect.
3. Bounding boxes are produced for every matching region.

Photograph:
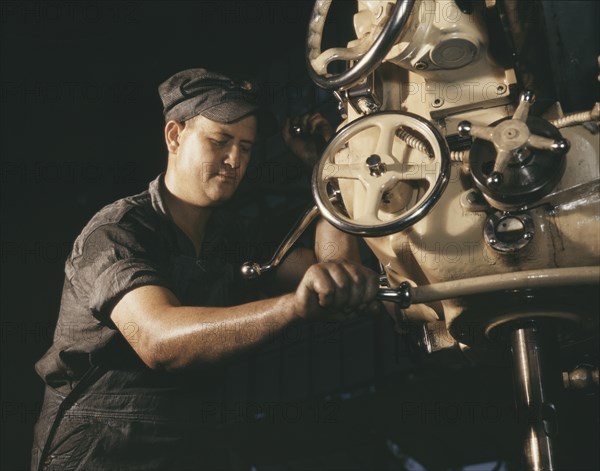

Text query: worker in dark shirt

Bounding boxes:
[31,68,379,470]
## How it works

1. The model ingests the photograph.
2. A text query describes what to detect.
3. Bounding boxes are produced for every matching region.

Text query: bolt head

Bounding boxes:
[431,98,444,108]
[366,154,382,166]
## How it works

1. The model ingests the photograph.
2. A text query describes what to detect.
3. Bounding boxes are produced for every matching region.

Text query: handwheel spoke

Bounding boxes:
[375,124,397,157]
[356,183,384,224]
[469,124,495,143]
[386,163,426,181]
[493,149,513,174]
[527,134,559,151]
[513,99,531,122]
[323,162,363,181]
[311,37,370,75]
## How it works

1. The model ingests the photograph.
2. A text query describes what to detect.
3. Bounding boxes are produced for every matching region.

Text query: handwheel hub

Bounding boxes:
[494,120,530,151]
[366,154,386,176]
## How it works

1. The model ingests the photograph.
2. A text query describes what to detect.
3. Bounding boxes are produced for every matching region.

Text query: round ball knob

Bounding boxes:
[240,262,260,279]
[551,138,570,154]
[520,90,536,104]
[457,121,472,137]
[486,171,503,187]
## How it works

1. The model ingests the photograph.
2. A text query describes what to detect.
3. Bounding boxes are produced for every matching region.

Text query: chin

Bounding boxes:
[207,192,235,206]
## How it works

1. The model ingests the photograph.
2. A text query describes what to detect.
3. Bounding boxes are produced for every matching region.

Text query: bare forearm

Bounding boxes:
[112,260,380,373]
[156,295,299,369]
[112,286,301,371]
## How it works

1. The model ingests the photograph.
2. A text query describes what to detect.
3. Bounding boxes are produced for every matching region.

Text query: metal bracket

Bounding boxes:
[333,74,383,119]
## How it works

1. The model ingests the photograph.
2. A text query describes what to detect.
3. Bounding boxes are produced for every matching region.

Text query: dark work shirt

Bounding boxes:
[35,173,261,407]
[31,174,273,469]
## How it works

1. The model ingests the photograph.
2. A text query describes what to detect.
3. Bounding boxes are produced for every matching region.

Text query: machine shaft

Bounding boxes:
[508,321,562,471]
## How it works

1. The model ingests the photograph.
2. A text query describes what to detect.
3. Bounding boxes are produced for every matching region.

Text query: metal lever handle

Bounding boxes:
[241,204,321,279]
[241,193,344,279]
[245,244,598,308]
[378,266,599,307]
[376,282,412,307]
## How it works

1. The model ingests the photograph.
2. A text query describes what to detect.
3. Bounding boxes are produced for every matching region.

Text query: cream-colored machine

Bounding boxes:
[243,1,599,469]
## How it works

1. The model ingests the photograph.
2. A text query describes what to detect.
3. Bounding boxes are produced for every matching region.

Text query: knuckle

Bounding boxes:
[347,267,364,285]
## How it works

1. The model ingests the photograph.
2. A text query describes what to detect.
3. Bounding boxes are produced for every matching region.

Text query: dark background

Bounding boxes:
[1,1,599,470]
[0,2,325,469]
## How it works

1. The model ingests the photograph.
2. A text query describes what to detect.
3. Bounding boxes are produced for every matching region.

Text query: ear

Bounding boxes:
[165,120,185,154]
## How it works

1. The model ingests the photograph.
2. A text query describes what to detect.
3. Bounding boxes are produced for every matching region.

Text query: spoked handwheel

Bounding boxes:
[306,0,415,90]
[312,111,450,236]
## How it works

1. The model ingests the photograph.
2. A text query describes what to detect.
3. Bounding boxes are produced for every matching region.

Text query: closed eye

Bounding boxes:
[210,138,229,147]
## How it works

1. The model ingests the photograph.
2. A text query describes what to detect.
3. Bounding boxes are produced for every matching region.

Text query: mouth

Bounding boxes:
[216,173,237,182]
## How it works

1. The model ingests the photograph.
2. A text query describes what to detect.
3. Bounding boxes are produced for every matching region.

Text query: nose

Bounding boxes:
[224,144,242,169]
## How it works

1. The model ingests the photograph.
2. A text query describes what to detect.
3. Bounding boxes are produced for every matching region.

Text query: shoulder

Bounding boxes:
[69,188,159,261]
[90,188,154,228]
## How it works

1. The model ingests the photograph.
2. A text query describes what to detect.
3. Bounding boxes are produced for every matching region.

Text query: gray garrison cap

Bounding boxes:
[158,68,262,124]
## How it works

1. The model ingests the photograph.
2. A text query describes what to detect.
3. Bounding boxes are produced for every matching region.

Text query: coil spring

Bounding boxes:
[550,103,600,128]
[396,128,432,157]
[396,128,468,162]
[450,151,467,162]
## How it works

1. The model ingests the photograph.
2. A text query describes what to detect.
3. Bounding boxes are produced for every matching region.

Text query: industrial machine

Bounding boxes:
[243,1,599,469]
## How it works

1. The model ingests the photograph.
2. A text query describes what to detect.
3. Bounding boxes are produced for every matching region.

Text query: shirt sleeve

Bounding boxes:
[66,219,172,322]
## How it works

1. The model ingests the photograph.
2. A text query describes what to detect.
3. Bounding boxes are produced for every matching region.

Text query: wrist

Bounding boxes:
[278,292,307,323]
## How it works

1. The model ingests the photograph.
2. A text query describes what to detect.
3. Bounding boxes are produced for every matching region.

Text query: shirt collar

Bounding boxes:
[148,173,172,222]
[147,173,238,257]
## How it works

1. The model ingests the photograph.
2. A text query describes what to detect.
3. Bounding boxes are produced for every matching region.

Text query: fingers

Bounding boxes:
[307,113,334,142]
[330,262,368,307]
[287,112,334,142]
[295,261,379,318]
[300,113,312,131]
[338,262,381,315]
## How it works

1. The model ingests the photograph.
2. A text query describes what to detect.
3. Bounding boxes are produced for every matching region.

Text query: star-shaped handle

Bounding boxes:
[458,91,570,187]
